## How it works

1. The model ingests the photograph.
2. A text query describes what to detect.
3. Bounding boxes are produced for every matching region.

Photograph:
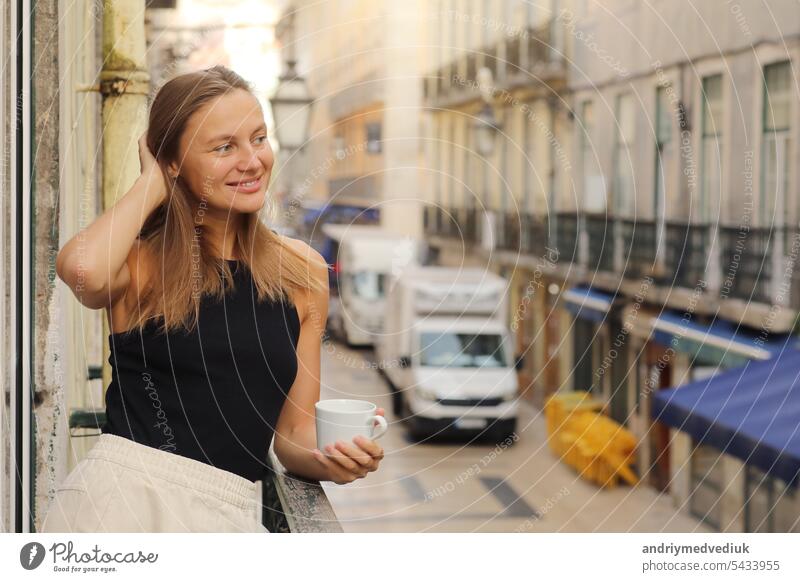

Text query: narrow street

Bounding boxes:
[320,341,711,533]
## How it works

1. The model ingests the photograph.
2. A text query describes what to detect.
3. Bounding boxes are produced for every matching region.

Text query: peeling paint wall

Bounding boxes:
[31,0,64,531]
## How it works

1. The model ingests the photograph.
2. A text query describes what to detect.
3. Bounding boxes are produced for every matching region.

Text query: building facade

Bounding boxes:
[423,0,800,532]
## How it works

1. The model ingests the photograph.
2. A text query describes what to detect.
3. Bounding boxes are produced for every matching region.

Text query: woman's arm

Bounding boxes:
[273,240,384,484]
[56,133,168,310]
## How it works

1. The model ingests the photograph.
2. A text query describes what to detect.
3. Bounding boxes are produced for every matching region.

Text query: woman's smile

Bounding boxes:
[226,174,262,194]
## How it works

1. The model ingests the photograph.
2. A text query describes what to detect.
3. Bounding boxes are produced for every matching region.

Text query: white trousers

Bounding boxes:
[40,433,269,533]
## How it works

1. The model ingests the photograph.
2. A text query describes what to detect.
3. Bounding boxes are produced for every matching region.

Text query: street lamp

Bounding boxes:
[473,66,501,157]
[269,59,312,151]
[474,101,500,157]
[471,67,502,250]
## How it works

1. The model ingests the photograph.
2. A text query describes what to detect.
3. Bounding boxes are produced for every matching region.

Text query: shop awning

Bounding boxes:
[563,286,617,323]
[651,311,798,367]
[652,349,800,485]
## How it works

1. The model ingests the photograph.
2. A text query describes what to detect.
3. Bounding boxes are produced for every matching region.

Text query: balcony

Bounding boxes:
[663,222,710,289]
[521,213,548,257]
[552,213,579,265]
[619,219,658,278]
[585,215,615,273]
[428,20,565,107]
[496,212,521,252]
[424,205,482,244]
[423,205,438,236]
[719,226,775,305]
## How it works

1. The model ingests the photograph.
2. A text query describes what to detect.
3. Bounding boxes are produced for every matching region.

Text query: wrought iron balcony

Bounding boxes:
[719,226,775,305]
[552,212,579,264]
[663,222,710,289]
[463,206,480,243]
[619,219,657,278]
[585,215,615,273]
[521,213,549,258]
[496,212,521,252]
[428,20,565,106]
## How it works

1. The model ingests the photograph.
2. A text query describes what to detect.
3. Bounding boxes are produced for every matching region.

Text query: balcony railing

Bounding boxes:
[585,215,615,273]
[619,219,657,278]
[521,213,548,257]
[429,20,564,105]
[463,206,480,243]
[424,208,800,311]
[496,212,521,252]
[719,226,775,304]
[663,222,710,289]
[553,213,579,264]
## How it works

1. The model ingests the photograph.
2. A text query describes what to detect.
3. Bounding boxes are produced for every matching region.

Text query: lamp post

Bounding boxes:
[472,67,501,248]
[270,8,313,225]
[269,59,312,152]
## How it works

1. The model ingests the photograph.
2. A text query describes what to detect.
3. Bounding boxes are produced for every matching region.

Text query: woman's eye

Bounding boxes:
[216,143,232,153]
[254,135,267,145]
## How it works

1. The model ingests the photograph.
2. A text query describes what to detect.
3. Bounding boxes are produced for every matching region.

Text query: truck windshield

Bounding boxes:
[419,332,507,368]
[351,272,385,300]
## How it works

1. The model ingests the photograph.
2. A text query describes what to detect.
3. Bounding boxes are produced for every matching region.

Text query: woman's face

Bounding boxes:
[169,88,274,217]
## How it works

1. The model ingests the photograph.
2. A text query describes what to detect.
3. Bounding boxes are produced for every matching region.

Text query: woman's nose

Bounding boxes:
[236,144,262,171]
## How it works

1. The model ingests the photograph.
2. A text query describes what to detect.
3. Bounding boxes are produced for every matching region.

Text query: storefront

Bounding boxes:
[653,349,800,532]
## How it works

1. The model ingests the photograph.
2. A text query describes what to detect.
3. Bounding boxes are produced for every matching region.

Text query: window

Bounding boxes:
[613,93,635,216]
[689,443,724,529]
[654,86,672,222]
[332,132,345,159]
[761,61,792,226]
[419,332,508,368]
[581,100,605,212]
[744,465,799,532]
[366,122,382,154]
[700,74,723,223]
[349,272,386,301]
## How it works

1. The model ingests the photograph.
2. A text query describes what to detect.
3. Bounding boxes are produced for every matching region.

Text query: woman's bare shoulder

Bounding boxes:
[107,242,158,333]
[275,234,329,324]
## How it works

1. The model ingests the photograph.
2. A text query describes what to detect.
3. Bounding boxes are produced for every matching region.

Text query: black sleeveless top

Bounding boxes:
[102,260,301,482]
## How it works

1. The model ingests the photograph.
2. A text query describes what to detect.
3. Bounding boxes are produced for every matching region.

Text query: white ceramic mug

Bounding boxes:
[315,399,388,451]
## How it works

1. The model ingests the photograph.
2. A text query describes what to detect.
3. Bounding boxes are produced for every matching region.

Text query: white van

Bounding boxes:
[376,266,519,441]
[321,224,422,347]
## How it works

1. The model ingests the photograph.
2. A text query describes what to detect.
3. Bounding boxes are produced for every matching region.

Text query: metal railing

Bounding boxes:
[585,215,615,273]
[663,222,710,289]
[719,226,775,305]
[496,212,521,252]
[424,207,800,311]
[521,213,548,257]
[553,213,579,264]
[619,219,657,278]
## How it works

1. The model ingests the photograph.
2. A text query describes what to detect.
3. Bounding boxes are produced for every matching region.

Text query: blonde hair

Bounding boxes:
[127,65,326,336]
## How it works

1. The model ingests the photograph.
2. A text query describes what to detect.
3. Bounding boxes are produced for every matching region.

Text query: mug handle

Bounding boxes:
[369,415,388,440]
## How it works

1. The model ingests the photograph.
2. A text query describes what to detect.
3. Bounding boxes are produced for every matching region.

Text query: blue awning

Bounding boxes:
[563,286,617,323]
[651,310,799,368]
[652,349,800,485]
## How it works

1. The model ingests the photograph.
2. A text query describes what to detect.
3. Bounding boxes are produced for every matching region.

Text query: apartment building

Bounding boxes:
[283,0,427,237]
[423,0,800,532]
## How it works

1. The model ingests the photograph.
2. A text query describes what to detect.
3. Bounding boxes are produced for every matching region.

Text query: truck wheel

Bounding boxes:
[391,389,403,417]
[401,399,425,442]
[489,418,518,445]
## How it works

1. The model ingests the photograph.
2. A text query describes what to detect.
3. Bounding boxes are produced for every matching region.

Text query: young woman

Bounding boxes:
[43,65,385,533]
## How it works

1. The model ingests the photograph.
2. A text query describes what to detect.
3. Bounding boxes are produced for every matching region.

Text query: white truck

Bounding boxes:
[376,266,519,441]
[321,224,423,347]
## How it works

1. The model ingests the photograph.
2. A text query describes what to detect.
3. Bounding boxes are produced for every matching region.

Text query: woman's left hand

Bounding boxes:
[312,408,386,485]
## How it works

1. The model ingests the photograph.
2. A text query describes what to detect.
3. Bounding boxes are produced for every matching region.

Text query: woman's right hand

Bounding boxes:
[138,131,169,204]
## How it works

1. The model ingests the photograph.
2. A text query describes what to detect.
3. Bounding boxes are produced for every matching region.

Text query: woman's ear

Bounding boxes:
[167,162,179,179]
